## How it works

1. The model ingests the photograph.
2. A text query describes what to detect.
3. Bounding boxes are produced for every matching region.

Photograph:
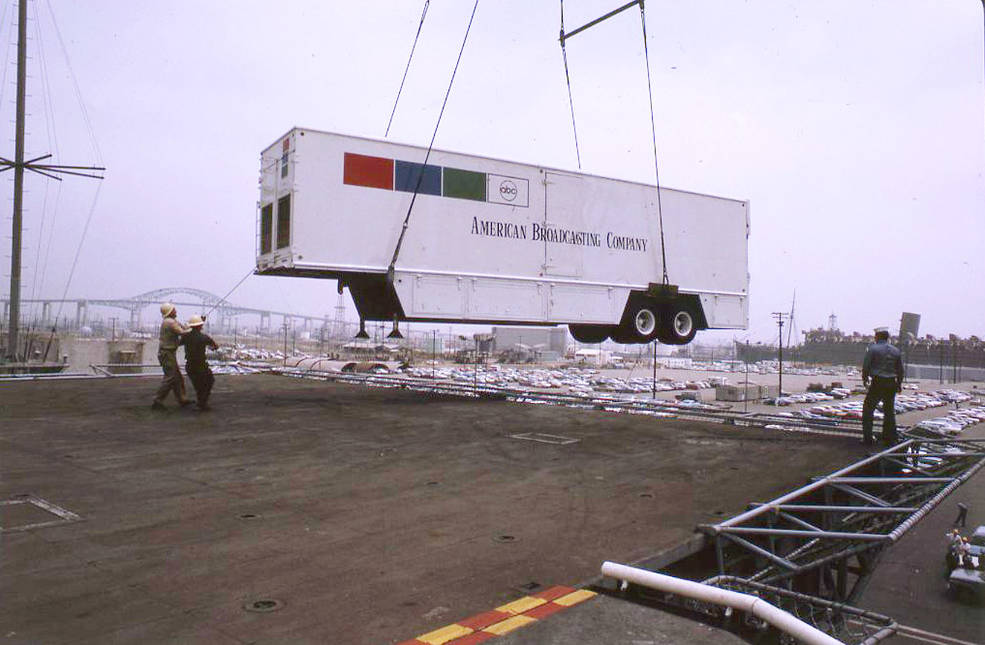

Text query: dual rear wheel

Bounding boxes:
[569,299,698,345]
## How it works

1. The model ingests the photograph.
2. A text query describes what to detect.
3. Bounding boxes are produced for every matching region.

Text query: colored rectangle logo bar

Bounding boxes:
[342,151,528,208]
[343,152,394,190]
[443,167,486,202]
[395,160,442,195]
[487,174,529,207]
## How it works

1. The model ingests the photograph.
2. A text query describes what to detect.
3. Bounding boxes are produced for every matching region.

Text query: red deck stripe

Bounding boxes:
[521,601,565,620]
[533,585,576,601]
[457,610,513,631]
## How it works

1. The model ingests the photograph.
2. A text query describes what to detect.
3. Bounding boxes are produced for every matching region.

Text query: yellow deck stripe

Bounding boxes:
[483,614,537,635]
[495,595,547,615]
[552,589,597,607]
[415,623,473,644]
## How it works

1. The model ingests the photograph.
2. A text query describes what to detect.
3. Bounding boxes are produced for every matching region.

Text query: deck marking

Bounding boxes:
[416,623,474,645]
[495,596,547,615]
[509,432,579,445]
[397,585,598,644]
[552,589,598,606]
[482,614,536,635]
[0,494,81,533]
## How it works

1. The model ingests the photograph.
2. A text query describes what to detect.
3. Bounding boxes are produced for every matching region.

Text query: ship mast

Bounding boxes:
[6,0,27,361]
[3,0,104,361]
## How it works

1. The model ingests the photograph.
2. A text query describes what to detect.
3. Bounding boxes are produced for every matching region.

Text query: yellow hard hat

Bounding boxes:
[160,302,176,317]
[188,315,205,328]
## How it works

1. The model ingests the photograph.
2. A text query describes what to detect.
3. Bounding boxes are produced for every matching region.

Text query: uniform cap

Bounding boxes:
[188,315,205,328]
[873,326,889,333]
[160,302,176,317]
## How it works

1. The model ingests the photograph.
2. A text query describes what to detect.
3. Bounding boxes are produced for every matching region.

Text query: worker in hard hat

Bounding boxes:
[151,303,192,410]
[861,326,904,446]
[180,314,219,410]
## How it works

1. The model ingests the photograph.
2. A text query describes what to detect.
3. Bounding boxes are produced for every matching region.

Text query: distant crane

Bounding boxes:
[786,290,799,347]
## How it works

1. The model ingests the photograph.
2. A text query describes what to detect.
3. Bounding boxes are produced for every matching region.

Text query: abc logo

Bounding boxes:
[499,180,518,201]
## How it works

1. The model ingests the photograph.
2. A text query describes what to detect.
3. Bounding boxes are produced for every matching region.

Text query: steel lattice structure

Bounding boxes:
[698,432,985,605]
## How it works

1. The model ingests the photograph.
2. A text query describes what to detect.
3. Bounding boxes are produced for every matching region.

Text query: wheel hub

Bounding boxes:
[673,311,693,337]
[634,309,656,336]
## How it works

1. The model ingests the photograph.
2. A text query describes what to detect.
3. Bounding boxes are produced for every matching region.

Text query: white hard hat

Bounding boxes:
[188,315,205,328]
[160,302,176,317]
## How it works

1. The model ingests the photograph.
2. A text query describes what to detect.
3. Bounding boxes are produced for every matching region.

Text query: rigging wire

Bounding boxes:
[53,181,102,324]
[204,267,255,318]
[0,1,13,108]
[558,1,582,169]
[42,0,101,164]
[34,0,105,329]
[28,0,60,315]
[388,0,480,276]
[385,0,429,138]
[638,1,670,285]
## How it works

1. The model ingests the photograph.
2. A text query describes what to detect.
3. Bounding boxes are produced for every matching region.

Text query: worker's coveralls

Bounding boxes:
[861,340,904,445]
[180,328,218,408]
[154,318,188,404]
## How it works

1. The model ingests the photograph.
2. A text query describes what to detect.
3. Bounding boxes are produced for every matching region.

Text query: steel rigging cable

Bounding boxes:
[559,1,582,169]
[385,0,430,138]
[557,0,671,285]
[638,1,670,285]
[387,0,480,277]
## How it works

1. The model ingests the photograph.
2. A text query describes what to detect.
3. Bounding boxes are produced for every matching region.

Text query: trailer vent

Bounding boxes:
[276,195,291,249]
[260,203,273,254]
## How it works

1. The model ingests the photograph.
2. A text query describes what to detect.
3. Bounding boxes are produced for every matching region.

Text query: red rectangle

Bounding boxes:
[282,138,290,152]
[522,602,565,620]
[457,610,512,631]
[533,585,575,601]
[344,152,394,190]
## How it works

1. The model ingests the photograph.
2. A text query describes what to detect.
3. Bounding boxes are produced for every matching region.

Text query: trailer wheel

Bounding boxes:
[658,305,697,345]
[569,324,613,344]
[611,302,660,344]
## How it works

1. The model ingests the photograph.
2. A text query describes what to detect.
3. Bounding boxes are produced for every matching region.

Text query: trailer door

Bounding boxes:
[543,172,584,277]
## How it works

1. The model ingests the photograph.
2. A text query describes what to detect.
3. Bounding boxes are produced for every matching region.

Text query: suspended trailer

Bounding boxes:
[255,128,748,345]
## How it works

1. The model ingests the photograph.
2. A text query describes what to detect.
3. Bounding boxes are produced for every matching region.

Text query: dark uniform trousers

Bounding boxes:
[862,376,898,445]
[187,365,214,406]
[154,349,184,403]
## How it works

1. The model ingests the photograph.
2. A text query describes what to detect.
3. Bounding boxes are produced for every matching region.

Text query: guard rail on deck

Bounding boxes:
[601,561,889,645]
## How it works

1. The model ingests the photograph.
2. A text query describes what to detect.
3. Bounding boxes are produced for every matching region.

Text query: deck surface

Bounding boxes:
[0,374,867,644]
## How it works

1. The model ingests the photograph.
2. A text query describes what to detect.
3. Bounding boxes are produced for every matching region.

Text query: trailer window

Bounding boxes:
[260,203,273,254]
[276,195,291,249]
[281,152,289,178]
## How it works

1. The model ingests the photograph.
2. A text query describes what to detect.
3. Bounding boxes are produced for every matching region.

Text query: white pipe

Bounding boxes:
[601,561,844,645]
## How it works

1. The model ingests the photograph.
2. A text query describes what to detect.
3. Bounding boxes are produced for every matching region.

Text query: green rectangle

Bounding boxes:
[442,167,486,201]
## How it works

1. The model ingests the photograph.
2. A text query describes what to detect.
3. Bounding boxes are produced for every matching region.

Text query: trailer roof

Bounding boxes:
[263,126,749,206]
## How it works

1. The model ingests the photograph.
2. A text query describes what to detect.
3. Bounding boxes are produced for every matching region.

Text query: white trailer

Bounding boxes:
[256,128,748,345]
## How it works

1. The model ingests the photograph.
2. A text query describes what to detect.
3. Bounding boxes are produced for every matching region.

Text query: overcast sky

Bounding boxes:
[1,0,982,343]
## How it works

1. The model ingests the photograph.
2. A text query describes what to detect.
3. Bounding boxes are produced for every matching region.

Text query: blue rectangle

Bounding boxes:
[394,160,442,195]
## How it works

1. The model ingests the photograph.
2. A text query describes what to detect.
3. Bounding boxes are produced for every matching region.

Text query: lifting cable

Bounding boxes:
[387,0,480,279]
[557,0,670,285]
[204,266,256,319]
[558,1,582,169]
[385,0,430,138]
[638,0,670,285]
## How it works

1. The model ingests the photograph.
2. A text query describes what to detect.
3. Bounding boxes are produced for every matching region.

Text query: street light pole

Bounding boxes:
[772,312,788,396]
